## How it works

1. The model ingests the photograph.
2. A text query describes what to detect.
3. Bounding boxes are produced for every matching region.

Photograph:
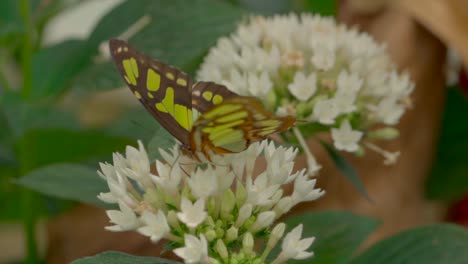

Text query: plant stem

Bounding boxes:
[20,0,34,98]
[19,0,38,263]
[21,189,38,264]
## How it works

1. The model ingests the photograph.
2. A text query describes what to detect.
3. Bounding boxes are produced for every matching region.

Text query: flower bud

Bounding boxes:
[220,189,236,220]
[242,232,254,255]
[225,226,239,242]
[215,239,229,261]
[368,127,400,140]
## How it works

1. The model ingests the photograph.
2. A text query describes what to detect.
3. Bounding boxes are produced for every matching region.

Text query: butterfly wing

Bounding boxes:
[189,96,296,157]
[109,39,194,145]
[191,81,239,112]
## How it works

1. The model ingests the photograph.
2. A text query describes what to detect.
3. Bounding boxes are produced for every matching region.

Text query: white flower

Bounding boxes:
[337,70,362,94]
[247,71,273,98]
[250,211,276,232]
[174,234,209,264]
[331,120,364,152]
[312,98,340,125]
[246,171,281,207]
[373,97,405,125]
[124,141,152,186]
[99,140,322,262]
[291,171,324,205]
[311,44,335,71]
[186,166,218,199]
[279,224,315,261]
[151,159,182,194]
[334,70,362,113]
[288,72,317,101]
[177,197,207,229]
[197,14,414,165]
[137,210,170,243]
[105,201,140,231]
[235,203,253,227]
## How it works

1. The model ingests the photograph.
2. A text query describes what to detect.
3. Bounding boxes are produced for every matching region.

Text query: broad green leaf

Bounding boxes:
[1,91,79,137]
[426,88,468,201]
[352,224,468,264]
[236,0,291,15]
[106,108,168,142]
[16,128,133,172]
[0,0,23,42]
[279,211,379,264]
[31,39,92,99]
[305,0,336,15]
[147,127,176,162]
[16,163,108,207]
[71,251,183,264]
[320,140,371,202]
[74,0,246,91]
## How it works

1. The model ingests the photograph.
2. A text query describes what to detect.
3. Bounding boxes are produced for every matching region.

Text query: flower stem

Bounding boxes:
[292,127,320,176]
[18,0,38,262]
[19,0,34,98]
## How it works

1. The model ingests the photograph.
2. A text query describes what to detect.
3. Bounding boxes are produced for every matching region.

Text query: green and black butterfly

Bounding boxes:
[109,39,295,160]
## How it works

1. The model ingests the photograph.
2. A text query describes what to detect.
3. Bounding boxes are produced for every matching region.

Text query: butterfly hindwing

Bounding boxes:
[109,39,194,145]
[190,96,296,155]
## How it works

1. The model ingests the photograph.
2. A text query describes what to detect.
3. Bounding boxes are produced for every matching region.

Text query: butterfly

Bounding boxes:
[109,39,296,161]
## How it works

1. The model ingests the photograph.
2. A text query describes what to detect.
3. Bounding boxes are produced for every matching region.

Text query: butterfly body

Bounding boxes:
[109,39,295,161]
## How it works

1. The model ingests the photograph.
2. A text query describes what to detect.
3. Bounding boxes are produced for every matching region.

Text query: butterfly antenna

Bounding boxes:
[295,118,312,125]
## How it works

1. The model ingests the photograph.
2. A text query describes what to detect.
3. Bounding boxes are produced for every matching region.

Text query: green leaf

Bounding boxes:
[305,0,336,15]
[16,163,108,207]
[71,251,183,264]
[16,128,133,172]
[352,224,468,264]
[320,140,371,202]
[147,126,176,162]
[1,91,80,137]
[0,0,23,42]
[31,39,92,99]
[74,0,246,91]
[105,108,164,142]
[426,88,468,201]
[280,211,379,264]
[236,0,291,15]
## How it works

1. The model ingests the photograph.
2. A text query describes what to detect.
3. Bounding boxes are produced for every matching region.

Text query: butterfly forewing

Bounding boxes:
[109,39,194,146]
[191,81,238,113]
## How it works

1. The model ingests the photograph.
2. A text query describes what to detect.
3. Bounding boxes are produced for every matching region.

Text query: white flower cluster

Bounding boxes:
[197,14,414,158]
[98,141,324,264]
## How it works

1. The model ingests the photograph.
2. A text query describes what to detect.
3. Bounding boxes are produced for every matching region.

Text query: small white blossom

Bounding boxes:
[291,171,324,205]
[279,224,315,260]
[312,98,339,125]
[186,166,218,199]
[137,210,170,243]
[250,211,276,232]
[331,120,364,152]
[177,197,207,229]
[247,71,273,98]
[373,97,405,125]
[288,72,317,101]
[174,234,209,264]
[105,201,140,231]
[311,44,335,71]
